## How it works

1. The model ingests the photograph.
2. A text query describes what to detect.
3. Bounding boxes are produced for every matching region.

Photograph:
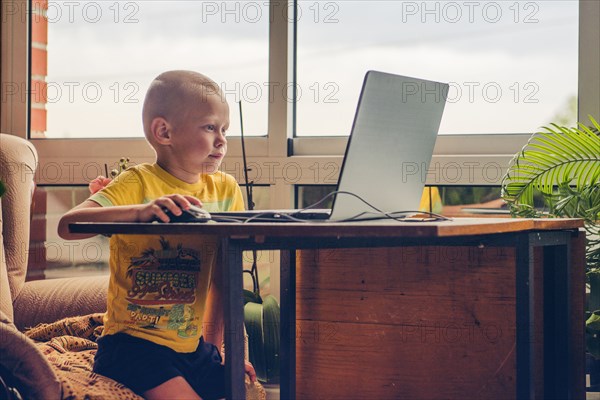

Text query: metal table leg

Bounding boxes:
[541,234,572,399]
[222,238,246,400]
[516,233,535,399]
[515,231,573,399]
[280,249,296,400]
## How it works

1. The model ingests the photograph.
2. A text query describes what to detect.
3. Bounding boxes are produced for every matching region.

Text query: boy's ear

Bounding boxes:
[150,117,172,144]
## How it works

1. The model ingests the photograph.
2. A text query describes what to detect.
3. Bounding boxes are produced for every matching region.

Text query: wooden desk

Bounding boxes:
[70,218,585,399]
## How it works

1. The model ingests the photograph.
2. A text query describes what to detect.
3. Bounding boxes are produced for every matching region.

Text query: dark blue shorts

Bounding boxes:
[93,333,225,399]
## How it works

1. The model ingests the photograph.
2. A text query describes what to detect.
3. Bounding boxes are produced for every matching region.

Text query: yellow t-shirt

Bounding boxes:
[90,163,245,352]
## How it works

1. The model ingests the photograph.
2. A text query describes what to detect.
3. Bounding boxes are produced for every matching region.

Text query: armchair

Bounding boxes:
[0,133,108,398]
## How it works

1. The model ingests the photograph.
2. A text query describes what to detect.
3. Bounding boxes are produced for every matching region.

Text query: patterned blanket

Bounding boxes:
[25,314,265,400]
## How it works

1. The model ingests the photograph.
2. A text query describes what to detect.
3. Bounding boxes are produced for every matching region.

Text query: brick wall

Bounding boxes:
[30,0,48,139]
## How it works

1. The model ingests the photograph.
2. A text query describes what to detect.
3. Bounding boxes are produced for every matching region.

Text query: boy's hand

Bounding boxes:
[245,361,257,383]
[137,194,203,222]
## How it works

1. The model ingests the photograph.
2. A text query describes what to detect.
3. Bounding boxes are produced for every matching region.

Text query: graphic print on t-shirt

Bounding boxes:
[125,236,201,337]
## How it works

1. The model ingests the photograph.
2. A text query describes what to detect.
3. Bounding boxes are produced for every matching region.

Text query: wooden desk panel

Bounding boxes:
[296,237,585,399]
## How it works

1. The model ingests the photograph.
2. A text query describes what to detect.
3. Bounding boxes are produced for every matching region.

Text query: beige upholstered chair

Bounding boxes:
[0,133,108,398]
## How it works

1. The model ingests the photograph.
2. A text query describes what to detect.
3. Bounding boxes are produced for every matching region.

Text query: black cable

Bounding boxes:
[211,190,451,224]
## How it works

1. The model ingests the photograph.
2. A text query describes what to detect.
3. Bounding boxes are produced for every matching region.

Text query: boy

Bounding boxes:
[58,70,256,399]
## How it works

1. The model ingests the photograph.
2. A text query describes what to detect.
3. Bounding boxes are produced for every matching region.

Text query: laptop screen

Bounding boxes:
[329,71,448,221]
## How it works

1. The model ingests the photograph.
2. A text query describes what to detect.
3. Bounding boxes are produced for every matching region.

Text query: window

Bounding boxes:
[1,1,598,191]
[295,0,579,136]
[32,1,269,139]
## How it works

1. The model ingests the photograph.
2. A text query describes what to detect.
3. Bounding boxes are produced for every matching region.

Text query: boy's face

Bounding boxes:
[168,92,230,175]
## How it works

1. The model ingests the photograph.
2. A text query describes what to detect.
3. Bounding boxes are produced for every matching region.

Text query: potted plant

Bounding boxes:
[501,116,600,388]
[242,248,280,384]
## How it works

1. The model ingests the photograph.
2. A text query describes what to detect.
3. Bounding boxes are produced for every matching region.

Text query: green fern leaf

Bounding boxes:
[502,120,600,205]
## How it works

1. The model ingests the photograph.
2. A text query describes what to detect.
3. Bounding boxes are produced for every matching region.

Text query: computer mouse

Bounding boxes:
[163,205,211,223]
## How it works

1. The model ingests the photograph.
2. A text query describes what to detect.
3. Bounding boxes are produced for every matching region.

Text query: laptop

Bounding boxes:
[211,70,449,223]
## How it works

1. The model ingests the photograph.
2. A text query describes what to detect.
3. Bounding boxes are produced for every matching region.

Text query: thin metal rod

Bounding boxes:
[238,101,259,294]
[238,101,253,210]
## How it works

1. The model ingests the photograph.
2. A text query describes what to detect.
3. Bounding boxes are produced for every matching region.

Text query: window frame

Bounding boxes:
[1,0,598,204]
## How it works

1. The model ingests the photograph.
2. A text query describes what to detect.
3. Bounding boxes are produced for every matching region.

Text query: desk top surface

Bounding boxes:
[70,217,583,239]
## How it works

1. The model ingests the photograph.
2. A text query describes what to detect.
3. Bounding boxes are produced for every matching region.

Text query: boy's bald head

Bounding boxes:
[142,70,223,144]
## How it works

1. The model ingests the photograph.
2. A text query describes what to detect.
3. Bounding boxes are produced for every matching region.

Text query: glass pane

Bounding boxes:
[440,186,500,205]
[41,185,110,279]
[296,185,336,208]
[296,0,578,136]
[296,184,509,216]
[240,184,271,210]
[32,1,268,138]
[438,186,504,215]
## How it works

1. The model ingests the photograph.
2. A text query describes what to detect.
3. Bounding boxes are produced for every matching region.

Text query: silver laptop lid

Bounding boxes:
[329,71,448,221]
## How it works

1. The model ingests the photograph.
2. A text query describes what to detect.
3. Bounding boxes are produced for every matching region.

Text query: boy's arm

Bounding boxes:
[58,195,202,240]
[58,200,140,240]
